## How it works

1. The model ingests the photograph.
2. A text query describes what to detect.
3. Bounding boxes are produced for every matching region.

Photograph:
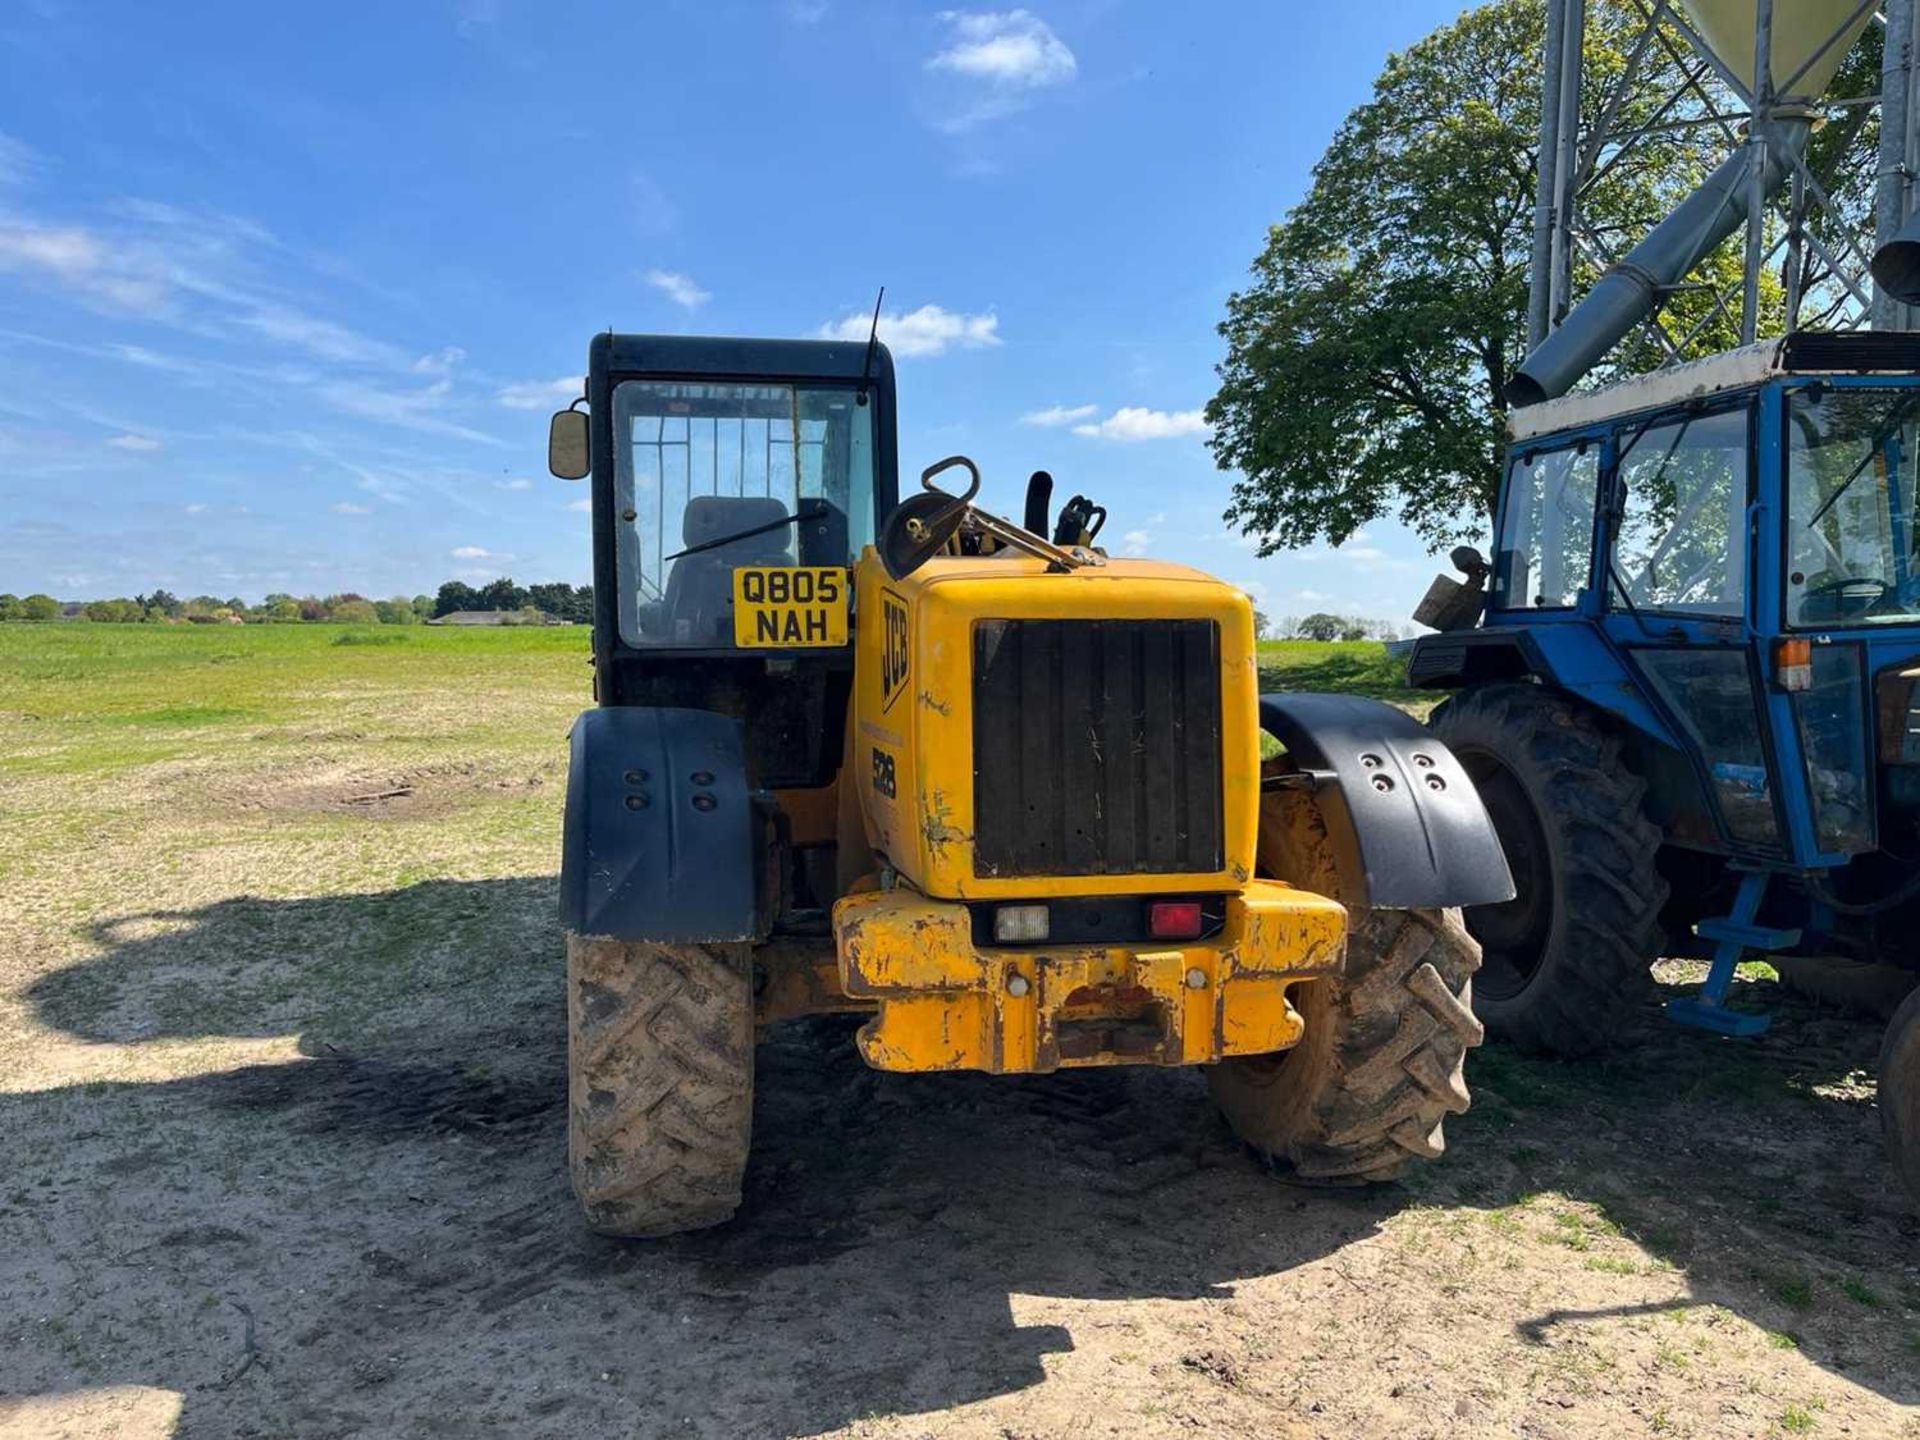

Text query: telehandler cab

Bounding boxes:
[547,331,1513,1238]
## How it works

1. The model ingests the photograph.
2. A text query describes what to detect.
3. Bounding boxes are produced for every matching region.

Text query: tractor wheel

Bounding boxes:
[1426,682,1667,1056]
[1774,956,1917,1022]
[566,934,754,1238]
[1881,986,1920,1210]
[1207,784,1484,1183]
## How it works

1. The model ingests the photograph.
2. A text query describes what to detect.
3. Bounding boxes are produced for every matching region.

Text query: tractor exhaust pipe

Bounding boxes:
[1507,118,1810,408]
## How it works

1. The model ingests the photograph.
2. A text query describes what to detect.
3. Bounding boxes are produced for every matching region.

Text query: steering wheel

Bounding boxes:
[1798,574,1889,622]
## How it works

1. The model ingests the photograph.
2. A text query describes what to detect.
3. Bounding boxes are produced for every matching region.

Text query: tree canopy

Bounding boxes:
[1207,0,1879,553]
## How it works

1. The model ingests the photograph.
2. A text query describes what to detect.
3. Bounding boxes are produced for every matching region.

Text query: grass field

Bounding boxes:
[0,623,1915,1439]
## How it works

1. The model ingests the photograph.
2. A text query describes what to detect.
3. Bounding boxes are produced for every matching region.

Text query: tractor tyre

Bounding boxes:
[1881,986,1920,1211]
[566,934,754,1238]
[1207,784,1484,1183]
[1774,956,1917,1022]
[1426,682,1666,1057]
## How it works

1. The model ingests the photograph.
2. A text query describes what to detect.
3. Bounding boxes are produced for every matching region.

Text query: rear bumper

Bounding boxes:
[830,880,1346,1074]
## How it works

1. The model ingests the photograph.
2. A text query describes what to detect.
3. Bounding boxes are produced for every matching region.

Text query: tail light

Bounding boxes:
[1147,901,1204,940]
[1773,637,1812,692]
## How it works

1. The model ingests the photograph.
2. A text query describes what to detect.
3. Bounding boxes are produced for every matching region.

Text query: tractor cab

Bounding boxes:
[1413,332,1920,1052]
[549,333,899,790]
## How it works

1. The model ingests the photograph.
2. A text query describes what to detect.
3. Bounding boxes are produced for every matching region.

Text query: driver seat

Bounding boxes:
[664,495,794,643]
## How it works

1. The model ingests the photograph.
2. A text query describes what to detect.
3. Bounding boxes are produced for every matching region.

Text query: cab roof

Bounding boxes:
[1507,331,1920,442]
[590,332,894,384]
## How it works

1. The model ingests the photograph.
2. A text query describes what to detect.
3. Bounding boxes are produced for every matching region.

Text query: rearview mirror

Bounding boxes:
[548,405,589,480]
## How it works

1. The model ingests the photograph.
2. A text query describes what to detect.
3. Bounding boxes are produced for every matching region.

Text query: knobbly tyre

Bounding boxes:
[547,331,1513,1237]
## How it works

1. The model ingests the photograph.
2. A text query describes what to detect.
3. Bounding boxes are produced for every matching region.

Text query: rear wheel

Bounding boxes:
[1426,683,1666,1056]
[1881,986,1920,1210]
[567,935,754,1238]
[1207,784,1483,1183]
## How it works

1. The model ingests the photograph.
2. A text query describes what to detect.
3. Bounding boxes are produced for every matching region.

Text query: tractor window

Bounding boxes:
[1493,444,1599,610]
[1786,385,1920,628]
[611,379,876,647]
[1610,407,1749,617]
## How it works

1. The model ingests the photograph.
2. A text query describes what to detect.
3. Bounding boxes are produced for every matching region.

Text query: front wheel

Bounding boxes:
[1207,782,1483,1183]
[1881,986,1920,1211]
[1425,683,1667,1056]
[566,935,755,1238]
[1208,905,1483,1181]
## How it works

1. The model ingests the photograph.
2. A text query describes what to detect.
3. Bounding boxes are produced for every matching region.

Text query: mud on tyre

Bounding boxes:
[1425,682,1667,1056]
[567,935,754,1238]
[1207,782,1483,1183]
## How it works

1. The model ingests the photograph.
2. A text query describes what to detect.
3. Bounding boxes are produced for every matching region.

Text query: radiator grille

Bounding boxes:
[971,619,1224,877]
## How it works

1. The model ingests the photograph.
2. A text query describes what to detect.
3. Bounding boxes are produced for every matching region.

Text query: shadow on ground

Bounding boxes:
[3,879,1917,1436]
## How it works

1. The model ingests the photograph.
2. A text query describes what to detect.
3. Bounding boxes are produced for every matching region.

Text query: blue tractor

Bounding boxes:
[1408,331,1920,1206]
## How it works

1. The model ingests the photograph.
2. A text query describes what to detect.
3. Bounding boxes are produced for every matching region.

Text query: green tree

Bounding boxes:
[1208,0,1872,553]
[0,594,22,622]
[374,597,419,625]
[20,593,61,621]
[330,599,380,624]
[1296,613,1346,642]
[434,581,479,617]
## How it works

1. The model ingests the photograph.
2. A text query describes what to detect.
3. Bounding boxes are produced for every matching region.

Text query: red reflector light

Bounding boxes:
[1147,901,1204,940]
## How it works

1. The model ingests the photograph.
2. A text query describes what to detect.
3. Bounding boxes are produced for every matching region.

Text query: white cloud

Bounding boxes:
[105,433,162,452]
[496,376,581,409]
[785,0,829,20]
[0,219,169,313]
[238,302,401,367]
[0,132,39,187]
[317,376,504,445]
[1019,403,1096,427]
[930,10,1076,86]
[1071,407,1210,441]
[450,545,494,560]
[497,477,533,490]
[567,497,593,513]
[184,503,207,515]
[412,346,466,375]
[645,268,710,310]
[1120,528,1151,557]
[330,501,371,515]
[926,10,1076,131]
[816,303,999,358]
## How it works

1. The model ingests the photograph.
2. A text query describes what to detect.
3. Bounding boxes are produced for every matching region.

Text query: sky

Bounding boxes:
[0,0,1477,622]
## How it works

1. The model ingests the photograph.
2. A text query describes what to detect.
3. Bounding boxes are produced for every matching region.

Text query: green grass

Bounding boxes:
[0,622,588,777]
[1256,638,1438,711]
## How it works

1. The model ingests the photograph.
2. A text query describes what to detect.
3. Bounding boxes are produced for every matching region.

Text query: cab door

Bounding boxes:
[1599,402,1787,856]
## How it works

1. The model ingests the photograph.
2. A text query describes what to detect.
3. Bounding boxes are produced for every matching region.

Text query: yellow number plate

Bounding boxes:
[732,566,849,648]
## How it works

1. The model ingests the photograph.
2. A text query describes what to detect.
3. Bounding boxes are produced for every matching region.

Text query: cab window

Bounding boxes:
[1610,406,1749,617]
[612,379,876,647]
[1493,443,1599,610]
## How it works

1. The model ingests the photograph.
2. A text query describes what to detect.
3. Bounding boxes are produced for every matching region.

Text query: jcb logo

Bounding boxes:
[881,592,909,713]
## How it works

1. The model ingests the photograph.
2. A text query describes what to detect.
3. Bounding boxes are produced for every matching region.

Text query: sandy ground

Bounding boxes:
[1,630,1917,1438]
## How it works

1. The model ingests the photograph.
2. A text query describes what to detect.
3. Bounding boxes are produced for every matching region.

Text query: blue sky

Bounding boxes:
[0,0,1473,621]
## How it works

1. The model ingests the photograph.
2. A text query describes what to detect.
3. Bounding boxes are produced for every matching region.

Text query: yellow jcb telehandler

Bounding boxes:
[546,332,1513,1237]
